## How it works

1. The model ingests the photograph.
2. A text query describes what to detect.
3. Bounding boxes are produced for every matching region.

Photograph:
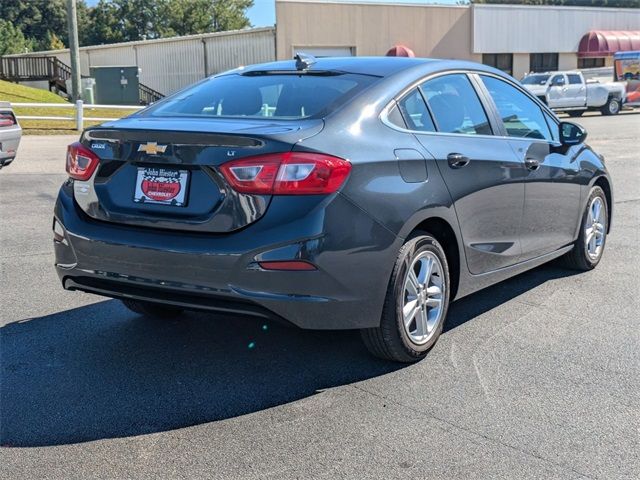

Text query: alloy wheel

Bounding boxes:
[585,196,606,261]
[402,251,445,345]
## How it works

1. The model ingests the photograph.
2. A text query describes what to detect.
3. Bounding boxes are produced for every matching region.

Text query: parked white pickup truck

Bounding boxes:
[522,71,625,117]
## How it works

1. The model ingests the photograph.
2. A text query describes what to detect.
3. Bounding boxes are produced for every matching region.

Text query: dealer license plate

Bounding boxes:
[133,166,189,207]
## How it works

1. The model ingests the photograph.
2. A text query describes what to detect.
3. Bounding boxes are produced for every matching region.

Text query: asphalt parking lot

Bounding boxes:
[1,111,639,479]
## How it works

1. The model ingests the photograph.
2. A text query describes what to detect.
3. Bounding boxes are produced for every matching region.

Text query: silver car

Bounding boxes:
[0,102,21,169]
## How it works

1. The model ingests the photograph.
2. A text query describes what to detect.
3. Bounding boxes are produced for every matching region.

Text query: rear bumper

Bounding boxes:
[54,182,401,329]
[0,127,21,164]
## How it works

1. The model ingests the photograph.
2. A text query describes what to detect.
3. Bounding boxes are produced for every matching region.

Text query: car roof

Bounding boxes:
[234,56,501,78]
[614,50,640,59]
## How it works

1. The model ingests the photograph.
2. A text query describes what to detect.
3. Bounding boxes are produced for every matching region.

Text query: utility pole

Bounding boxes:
[66,0,82,102]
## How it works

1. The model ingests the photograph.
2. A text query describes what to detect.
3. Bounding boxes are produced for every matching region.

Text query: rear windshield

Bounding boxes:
[144,72,379,120]
[521,74,550,85]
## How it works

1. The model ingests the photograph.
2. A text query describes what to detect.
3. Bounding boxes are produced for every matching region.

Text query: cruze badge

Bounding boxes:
[138,142,168,155]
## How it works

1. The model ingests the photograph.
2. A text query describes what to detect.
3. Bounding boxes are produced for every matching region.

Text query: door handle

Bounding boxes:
[447,153,470,168]
[525,157,540,171]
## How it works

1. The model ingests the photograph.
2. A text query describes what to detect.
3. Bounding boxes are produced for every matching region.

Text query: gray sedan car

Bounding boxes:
[53,56,612,362]
[0,102,21,168]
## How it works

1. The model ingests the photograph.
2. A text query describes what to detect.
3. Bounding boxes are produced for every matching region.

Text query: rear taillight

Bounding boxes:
[219,152,351,195]
[0,113,16,127]
[66,142,100,181]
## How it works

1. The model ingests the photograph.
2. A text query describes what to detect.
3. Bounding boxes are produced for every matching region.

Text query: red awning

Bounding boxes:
[578,30,640,58]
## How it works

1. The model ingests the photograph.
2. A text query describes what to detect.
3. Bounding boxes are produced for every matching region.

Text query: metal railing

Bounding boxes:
[0,56,71,92]
[11,100,144,130]
[139,83,164,104]
[1,55,164,104]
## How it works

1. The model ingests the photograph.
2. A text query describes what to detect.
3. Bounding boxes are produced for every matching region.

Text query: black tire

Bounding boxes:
[567,110,584,118]
[121,299,184,318]
[360,232,450,363]
[559,186,608,271]
[601,97,620,116]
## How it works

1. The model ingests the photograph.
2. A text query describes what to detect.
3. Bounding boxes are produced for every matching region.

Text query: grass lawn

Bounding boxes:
[0,80,140,134]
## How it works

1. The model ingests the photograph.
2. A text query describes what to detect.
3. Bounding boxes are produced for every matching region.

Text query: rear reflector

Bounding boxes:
[53,219,66,244]
[258,260,317,271]
[66,142,100,181]
[220,152,351,195]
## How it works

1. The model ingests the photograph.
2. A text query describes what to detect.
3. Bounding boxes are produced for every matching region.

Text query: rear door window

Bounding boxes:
[567,74,582,85]
[145,72,378,119]
[420,74,492,135]
[397,88,435,132]
[480,75,553,141]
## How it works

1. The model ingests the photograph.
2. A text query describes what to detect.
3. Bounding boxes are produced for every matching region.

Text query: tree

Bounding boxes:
[47,32,66,51]
[116,0,166,41]
[1,0,256,50]
[84,0,254,45]
[0,0,69,51]
[83,0,126,45]
[160,0,217,37]
[158,0,254,37]
[212,0,254,32]
[0,19,32,55]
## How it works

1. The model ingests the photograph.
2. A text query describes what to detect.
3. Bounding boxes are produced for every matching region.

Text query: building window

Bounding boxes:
[578,57,605,69]
[482,54,513,76]
[529,53,559,73]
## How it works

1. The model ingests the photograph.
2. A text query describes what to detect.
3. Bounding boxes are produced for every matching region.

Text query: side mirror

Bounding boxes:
[559,121,587,146]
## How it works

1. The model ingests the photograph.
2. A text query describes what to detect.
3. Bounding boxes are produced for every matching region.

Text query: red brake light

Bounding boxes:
[219,152,351,195]
[66,142,100,181]
[0,113,16,127]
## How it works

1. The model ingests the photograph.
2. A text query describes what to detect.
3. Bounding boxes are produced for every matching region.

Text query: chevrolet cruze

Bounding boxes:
[54,56,612,362]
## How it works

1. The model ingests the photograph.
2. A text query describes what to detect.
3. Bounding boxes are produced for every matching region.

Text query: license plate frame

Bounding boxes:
[133,166,189,207]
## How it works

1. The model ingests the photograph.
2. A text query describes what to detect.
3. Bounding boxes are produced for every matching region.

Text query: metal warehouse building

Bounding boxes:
[5,27,276,96]
[3,1,639,97]
[276,1,640,79]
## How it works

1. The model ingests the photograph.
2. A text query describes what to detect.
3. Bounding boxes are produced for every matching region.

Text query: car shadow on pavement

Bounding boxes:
[1,264,576,447]
[0,300,401,447]
[444,263,578,332]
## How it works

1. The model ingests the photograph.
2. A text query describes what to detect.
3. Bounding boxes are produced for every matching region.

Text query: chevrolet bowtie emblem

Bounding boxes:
[138,142,168,155]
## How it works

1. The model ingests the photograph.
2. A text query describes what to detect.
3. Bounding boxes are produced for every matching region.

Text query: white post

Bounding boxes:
[75,99,84,131]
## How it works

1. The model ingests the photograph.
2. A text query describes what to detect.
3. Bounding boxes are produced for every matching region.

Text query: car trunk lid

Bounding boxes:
[76,117,323,233]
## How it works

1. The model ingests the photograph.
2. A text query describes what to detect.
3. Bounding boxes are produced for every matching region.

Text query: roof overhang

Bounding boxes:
[578,30,640,58]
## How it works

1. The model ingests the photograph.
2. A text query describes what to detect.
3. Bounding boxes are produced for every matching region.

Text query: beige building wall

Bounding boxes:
[558,53,577,71]
[275,1,476,61]
[512,53,529,80]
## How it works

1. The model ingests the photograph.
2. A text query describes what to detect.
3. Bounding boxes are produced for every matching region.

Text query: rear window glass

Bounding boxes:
[397,88,435,132]
[144,73,378,119]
